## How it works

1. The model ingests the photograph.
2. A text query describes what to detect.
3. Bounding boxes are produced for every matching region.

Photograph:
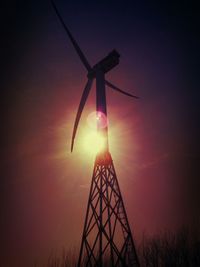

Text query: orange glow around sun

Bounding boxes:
[54,108,139,170]
[80,111,108,156]
[82,131,105,155]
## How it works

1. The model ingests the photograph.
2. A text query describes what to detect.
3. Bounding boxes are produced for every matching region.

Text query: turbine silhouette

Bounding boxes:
[51,1,138,153]
[52,1,140,266]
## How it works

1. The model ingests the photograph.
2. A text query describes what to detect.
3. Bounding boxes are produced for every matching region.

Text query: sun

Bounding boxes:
[82,131,105,155]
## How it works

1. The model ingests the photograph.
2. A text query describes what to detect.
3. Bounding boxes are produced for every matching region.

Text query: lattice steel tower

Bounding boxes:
[52,1,140,266]
[77,152,140,267]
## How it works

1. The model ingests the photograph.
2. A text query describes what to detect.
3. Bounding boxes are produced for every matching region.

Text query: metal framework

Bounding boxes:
[78,153,140,267]
[51,3,140,266]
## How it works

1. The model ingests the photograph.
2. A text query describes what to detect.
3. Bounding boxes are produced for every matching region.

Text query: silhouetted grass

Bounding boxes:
[139,228,200,267]
[46,249,78,267]
[39,228,200,267]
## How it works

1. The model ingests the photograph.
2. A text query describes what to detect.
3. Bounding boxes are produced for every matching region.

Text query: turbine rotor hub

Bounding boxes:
[87,49,120,79]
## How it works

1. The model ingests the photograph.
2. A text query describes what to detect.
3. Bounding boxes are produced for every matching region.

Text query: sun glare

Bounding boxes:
[87,111,108,130]
[83,131,105,155]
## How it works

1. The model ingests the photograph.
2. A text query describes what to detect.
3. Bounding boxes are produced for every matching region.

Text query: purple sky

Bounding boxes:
[1,0,199,266]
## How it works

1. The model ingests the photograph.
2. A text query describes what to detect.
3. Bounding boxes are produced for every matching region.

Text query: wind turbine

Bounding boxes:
[51,1,138,154]
[52,1,140,266]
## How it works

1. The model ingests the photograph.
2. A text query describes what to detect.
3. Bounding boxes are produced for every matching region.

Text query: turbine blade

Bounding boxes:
[105,80,139,99]
[51,0,92,72]
[71,78,93,152]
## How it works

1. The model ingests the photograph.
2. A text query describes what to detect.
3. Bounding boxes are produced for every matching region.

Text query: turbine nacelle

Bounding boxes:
[87,50,120,79]
[51,0,139,152]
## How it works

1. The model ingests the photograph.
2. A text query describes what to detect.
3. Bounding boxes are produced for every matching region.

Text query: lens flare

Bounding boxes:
[87,111,108,130]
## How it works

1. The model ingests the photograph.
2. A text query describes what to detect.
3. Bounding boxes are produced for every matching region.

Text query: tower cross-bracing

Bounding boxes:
[52,2,140,266]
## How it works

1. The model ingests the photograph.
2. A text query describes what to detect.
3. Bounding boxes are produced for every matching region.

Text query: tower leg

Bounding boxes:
[77,152,140,267]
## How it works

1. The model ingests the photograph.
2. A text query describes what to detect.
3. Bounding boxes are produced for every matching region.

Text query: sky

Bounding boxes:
[1,0,200,266]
